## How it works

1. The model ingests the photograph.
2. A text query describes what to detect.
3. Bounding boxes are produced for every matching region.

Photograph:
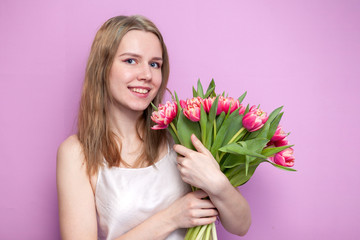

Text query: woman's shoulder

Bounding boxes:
[57,134,85,170]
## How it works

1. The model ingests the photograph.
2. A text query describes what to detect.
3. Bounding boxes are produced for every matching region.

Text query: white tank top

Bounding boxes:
[95,146,191,240]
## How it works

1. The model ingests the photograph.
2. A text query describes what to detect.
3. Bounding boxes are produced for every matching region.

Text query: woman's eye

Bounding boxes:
[125,59,136,64]
[150,62,160,68]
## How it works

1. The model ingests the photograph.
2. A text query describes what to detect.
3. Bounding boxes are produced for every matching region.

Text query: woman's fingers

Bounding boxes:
[173,144,190,157]
[190,208,218,218]
[190,134,209,154]
[193,190,208,199]
[173,135,211,160]
[192,216,217,226]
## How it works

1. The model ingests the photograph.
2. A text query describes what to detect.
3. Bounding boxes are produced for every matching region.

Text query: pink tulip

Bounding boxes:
[181,97,203,122]
[271,126,287,142]
[238,104,246,115]
[242,105,268,132]
[274,137,289,147]
[203,97,215,113]
[180,97,203,108]
[183,104,201,121]
[218,96,240,114]
[271,148,295,167]
[203,96,241,115]
[151,101,177,129]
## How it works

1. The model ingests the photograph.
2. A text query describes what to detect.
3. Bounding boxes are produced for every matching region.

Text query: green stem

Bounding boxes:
[219,152,226,163]
[204,223,212,239]
[186,226,201,240]
[211,222,218,240]
[227,127,245,145]
[195,225,207,240]
[213,119,217,143]
[218,127,246,161]
[170,122,181,144]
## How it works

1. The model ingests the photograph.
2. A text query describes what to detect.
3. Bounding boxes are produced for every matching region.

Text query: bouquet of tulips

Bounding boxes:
[151,80,296,240]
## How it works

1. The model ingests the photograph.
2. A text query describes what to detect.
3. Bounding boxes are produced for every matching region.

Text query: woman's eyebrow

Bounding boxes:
[119,52,142,58]
[119,53,162,61]
[152,57,163,61]
[119,53,163,62]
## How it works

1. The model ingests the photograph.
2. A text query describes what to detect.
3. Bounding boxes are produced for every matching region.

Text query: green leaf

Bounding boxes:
[174,91,182,116]
[264,160,297,171]
[199,104,207,145]
[204,86,215,98]
[215,112,226,133]
[204,96,220,149]
[267,112,283,140]
[192,86,197,98]
[256,122,270,139]
[222,154,246,169]
[177,112,201,150]
[245,155,250,175]
[167,125,180,144]
[243,104,250,115]
[205,125,213,151]
[238,91,247,104]
[248,106,283,140]
[224,158,265,187]
[197,79,205,98]
[222,114,244,145]
[219,142,267,159]
[204,79,216,98]
[150,102,158,111]
[261,145,294,157]
[210,110,237,155]
[268,106,283,124]
[208,95,219,123]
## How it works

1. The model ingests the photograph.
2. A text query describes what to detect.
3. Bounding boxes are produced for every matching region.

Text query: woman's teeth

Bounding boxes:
[131,88,149,94]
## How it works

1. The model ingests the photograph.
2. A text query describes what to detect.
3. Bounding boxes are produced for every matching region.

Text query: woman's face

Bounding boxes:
[108,30,163,115]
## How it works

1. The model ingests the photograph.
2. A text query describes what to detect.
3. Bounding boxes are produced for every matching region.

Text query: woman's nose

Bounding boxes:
[138,64,152,81]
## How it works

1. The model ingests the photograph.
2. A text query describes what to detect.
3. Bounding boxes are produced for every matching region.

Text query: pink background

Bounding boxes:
[1,0,359,239]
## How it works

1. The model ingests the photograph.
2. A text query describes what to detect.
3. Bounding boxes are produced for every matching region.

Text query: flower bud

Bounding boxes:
[183,104,201,121]
[242,106,268,132]
[271,126,287,142]
[271,148,295,167]
[151,101,177,129]
[181,97,203,122]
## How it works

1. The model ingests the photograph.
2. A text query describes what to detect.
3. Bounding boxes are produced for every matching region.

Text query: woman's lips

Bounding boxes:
[128,87,151,98]
[130,87,150,94]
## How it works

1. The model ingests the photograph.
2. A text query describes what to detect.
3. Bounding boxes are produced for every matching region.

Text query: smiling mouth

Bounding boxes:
[130,88,150,94]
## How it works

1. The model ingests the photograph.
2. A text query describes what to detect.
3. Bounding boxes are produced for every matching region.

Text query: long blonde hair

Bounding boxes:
[77,15,170,175]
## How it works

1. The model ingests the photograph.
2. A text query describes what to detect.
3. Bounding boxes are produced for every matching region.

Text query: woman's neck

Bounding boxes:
[107,103,143,141]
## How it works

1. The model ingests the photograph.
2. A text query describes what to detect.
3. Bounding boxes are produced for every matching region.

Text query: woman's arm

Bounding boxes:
[115,190,217,240]
[173,134,252,236]
[57,135,98,240]
[57,135,218,240]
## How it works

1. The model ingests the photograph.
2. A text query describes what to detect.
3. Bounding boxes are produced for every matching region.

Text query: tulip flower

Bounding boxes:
[271,126,287,142]
[238,104,246,115]
[242,105,268,132]
[274,137,289,147]
[203,97,215,113]
[218,96,240,114]
[180,97,203,122]
[271,148,295,167]
[183,103,201,121]
[151,101,177,129]
[180,97,203,109]
[203,96,241,115]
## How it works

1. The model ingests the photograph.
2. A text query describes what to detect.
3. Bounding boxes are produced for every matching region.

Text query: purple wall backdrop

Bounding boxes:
[1,0,359,239]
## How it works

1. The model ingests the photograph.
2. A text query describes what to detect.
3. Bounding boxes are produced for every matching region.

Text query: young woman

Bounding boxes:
[57,15,251,240]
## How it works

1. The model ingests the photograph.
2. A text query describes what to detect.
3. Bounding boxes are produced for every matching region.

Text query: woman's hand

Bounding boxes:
[173,134,228,195]
[165,190,218,229]
[173,134,252,236]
